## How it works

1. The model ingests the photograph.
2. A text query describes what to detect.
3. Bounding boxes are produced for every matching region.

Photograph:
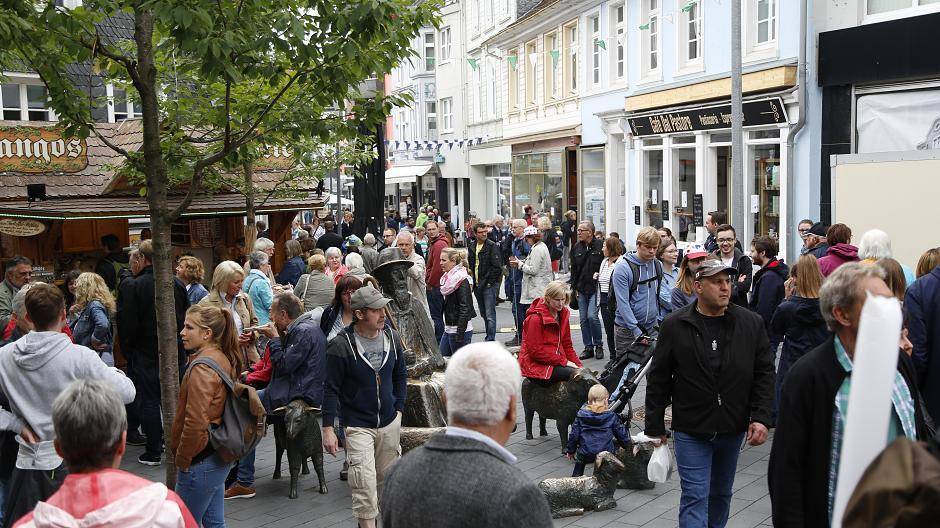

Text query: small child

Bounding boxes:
[565,384,631,477]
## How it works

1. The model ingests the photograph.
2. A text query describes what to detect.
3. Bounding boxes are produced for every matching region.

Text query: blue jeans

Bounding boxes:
[176,453,232,528]
[474,284,498,341]
[233,388,265,488]
[577,291,603,349]
[133,364,163,457]
[427,287,445,343]
[439,330,473,357]
[609,361,642,402]
[673,431,745,528]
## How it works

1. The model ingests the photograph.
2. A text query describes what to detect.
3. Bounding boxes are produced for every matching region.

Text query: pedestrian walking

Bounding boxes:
[424,220,450,343]
[68,272,116,367]
[518,281,582,385]
[345,252,368,279]
[597,237,624,358]
[380,342,553,528]
[570,221,605,360]
[294,254,335,312]
[769,263,931,526]
[905,246,940,426]
[439,249,476,356]
[324,247,349,285]
[467,222,502,341]
[710,224,752,307]
[645,260,774,528]
[503,220,529,346]
[244,251,274,327]
[817,223,858,277]
[539,217,563,273]
[173,305,246,528]
[177,256,209,305]
[322,285,407,528]
[512,226,552,331]
[565,384,630,477]
[414,226,429,257]
[749,235,789,354]
[0,284,135,528]
[381,228,397,252]
[610,226,663,370]
[657,236,679,317]
[670,244,708,311]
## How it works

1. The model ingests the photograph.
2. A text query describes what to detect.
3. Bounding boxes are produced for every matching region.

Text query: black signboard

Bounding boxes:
[634,206,641,226]
[661,200,670,222]
[692,194,704,227]
[627,97,787,137]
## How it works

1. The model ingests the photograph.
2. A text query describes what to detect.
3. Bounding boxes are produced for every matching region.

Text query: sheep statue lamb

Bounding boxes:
[537,451,625,518]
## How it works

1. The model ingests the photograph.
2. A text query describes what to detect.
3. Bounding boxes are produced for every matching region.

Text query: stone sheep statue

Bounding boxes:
[272,400,328,499]
[522,368,599,452]
[537,451,625,518]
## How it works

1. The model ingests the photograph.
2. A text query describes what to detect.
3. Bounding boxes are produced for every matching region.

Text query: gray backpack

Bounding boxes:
[188,357,266,460]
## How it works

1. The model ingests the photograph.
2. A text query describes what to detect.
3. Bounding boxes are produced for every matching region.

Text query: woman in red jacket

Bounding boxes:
[519,280,583,385]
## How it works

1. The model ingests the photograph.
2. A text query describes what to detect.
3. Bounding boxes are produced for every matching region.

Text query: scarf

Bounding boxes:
[440,265,470,296]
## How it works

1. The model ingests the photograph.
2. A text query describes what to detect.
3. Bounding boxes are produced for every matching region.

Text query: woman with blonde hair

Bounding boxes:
[176,255,209,305]
[670,244,709,311]
[276,239,306,287]
[770,254,827,418]
[439,248,476,356]
[69,272,117,366]
[294,253,335,311]
[173,304,247,526]
[199,261,259,364]
[518,280,582,385]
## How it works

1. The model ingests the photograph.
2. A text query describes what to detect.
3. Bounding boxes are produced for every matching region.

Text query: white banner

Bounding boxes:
[856,89,940,153]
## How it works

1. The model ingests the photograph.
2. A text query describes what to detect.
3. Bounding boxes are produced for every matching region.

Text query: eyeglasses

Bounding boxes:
[577,228,590,232]
[716,238,735,243]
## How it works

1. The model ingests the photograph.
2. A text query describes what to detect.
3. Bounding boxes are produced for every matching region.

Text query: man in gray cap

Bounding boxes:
[322,284,407,528]
[643,259,774,527]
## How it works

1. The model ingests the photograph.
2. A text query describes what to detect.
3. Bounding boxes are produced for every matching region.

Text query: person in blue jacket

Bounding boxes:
[321,285,407,526]
[69,272,116,366]
[243,251,274,326]
[276,239,306,287]
[565,384,630,477]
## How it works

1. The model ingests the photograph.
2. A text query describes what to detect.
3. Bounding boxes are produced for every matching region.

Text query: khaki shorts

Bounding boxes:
[344,413,402,520]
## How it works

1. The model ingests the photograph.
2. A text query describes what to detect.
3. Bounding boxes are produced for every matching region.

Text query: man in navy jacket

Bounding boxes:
[906,262,940,423]
[322,285,407,528]
[749,235,789,349]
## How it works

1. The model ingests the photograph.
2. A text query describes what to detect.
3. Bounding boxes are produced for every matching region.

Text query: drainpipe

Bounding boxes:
[785,0,808,263]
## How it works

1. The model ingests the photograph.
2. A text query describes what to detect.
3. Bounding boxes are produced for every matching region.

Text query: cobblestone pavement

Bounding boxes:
[122,300,774,527]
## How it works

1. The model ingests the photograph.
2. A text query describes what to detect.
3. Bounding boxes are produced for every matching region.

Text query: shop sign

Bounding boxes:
[0,218,46,237]
[254,145,295,170]
[0,127,88,173]
[627,98,787,137]
[634,206,641,226]
[692,194,704,227]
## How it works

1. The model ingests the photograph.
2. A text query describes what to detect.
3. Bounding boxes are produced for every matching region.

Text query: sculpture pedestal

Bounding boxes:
[400,426,446,454]
[402,372,446,427]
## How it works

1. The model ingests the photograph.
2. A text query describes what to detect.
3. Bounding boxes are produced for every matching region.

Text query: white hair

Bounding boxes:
[491,214,504,223]
[363,233,377,247]
[397,230,415,244]
[253,237,275,252]
[511,219,527,229]
[325,247,342,258]
[345,252,364,268]
[444,342,521,426]
[857,229,893,261]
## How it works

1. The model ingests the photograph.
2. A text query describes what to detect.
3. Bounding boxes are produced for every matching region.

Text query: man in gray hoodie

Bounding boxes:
[0,283,135,527]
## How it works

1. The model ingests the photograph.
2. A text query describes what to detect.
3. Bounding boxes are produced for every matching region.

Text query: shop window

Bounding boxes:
[642,138,663,147]
[590,14,601,88]
[677,0,703,73]
[512,153,564,219]
[645,150,664,228]
[581,148,605,232]
[856,88,940,153]
[753,144,780,239]
[1,84,22,120]
[545,32,561,100]
[564,21,578,95]
[640,0,660,80]
[439,27,452,62]
[750,128,780,140]
[672,135,695,144]
[525,41,537,107]
[611,3,626,82]
[673,147,696,242]
[487,165,512,219]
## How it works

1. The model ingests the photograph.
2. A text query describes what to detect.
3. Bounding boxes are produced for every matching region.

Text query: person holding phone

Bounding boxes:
[199,261,259,366]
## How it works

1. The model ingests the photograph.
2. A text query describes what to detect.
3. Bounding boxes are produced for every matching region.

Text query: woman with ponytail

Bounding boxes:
[172,304,243,527]
[439,248,476,356]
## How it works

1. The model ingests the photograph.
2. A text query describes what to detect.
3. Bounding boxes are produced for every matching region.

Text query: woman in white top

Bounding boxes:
[596,236,624,356]
[511,225,553,322]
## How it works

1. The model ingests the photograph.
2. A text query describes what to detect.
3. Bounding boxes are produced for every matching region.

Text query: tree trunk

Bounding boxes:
[134,7,181,487]
[353,123,385,239]
[244,161,257,249]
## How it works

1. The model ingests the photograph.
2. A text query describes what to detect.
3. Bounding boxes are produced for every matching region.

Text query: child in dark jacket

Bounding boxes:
[565,384,631,476]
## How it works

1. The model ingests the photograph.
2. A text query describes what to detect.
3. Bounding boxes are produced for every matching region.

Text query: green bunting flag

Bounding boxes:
[508,55,518,69]
[639,22,650,30]
[596,39,607,50]
[467,58,479,71]
[549,49,560,65]
[681,1,696,13]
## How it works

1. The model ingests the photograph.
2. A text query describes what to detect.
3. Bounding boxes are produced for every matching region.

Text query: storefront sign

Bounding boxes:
[692,194,704,227]
[0,127,88,173]
[634,206,641,226]
[254,145,295,170]
[661,200,670,222]
[627,98,787,137]
[0,218,46,237]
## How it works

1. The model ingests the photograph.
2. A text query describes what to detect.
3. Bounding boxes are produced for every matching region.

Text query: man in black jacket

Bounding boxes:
[315,221,344,252]
[569,221,605,360]
[94,234,130,294]
[711,224,752,307]
[468,223,502,342]
[749,236,788,351]
[645,260,774,528]
[768,263,930,527]
[117,240,188,466]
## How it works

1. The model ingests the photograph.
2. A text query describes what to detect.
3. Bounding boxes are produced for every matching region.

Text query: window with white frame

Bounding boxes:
[868,0,940,15]
[0,83,51,121]
[439,27,452,62]
[470,0,479,34]
[641,0,660,78]
[590,14,601,87]
[487,0,495,28]
[476,65,485,120]
[477,0,484,35]
[508,52,520,110]
[489,62,499,117]
[545,32,561,100]
[525,40,537,106]
[111,87,142,121]
[564,21,578,94]
[678,0,703,71]
[611,3,626,82]
[755,0,776,46]
[427,101,438,140]
[424,33,436,71]
[441,97,453,131]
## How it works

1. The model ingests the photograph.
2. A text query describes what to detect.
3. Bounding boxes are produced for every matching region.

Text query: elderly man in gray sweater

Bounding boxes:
[380,342,553,527]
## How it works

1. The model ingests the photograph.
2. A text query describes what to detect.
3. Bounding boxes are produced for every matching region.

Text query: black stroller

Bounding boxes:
[599,334,657,425]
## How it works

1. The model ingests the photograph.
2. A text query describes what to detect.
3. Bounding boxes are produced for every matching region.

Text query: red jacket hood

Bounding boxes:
[826,243,859,260]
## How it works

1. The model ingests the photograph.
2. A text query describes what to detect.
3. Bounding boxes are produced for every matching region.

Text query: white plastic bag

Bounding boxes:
[647,443,673,483]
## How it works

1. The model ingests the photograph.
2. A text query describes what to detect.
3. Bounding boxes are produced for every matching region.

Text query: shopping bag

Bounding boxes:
[647,443,673,483]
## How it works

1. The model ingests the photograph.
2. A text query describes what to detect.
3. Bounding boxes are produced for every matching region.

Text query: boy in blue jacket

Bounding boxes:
[566,384,631,477]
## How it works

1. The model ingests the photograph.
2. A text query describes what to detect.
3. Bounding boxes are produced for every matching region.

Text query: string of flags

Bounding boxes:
[385,136,489,151]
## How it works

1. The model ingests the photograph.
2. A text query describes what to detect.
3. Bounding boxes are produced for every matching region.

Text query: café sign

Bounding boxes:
[0,218,46,237]
[0,126,88,173]
[627,97,788,137]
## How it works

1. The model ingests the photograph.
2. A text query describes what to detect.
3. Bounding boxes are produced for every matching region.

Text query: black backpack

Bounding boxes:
[606,258,663,328]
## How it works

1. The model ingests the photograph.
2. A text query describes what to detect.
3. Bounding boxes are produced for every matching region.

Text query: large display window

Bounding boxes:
[580,148,605,232]
[672,146,696,241]
[643,147,664,228]
[512,152,564,218]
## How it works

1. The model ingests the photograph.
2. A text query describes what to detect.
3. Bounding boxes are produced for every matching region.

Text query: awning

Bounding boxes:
[385,161,432,185]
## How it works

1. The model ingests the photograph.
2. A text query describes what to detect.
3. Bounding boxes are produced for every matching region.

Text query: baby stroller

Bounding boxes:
[599,334,656,425]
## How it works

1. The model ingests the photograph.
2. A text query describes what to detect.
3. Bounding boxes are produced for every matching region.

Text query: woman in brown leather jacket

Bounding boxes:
[172,304,245,528]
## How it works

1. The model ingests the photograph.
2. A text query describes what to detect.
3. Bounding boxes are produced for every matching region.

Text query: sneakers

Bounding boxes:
[126,431,147,446]
[137,452,162,466]
[594,346,604,360]
[578,346,594,360]
[224,483,256,500]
